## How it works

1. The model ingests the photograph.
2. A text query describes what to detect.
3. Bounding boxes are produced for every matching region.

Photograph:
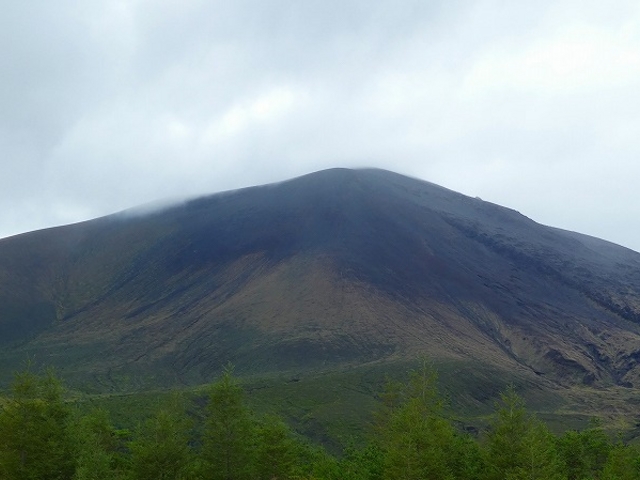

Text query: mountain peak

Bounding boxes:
[1,169,640,397]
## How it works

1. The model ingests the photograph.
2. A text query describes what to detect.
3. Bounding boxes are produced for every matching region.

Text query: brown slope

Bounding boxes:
[0,168,640,391]
[9,252,525,387]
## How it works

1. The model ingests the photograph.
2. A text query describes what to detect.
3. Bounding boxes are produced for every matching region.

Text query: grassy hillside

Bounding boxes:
[65,358,619,452]
[2,168,640,432]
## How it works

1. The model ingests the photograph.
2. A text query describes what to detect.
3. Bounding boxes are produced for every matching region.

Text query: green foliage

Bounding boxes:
[6,363,640,480]
[556,421,612,480]
[255,414,299,480]
[0,368,74,480]
[449,433,485,480]
[484,385,530,478]
[295,443,343,480]
[70,408,126,480]
[484,384,564,480]
[602,441,640,480]
[375,359,482,480]
[519,420,565,480]
[337,442,385,480]
[201,364,258,480]
[128,393,194,480]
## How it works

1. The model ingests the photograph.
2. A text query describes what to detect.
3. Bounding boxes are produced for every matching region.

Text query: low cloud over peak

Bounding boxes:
[1,0,639,251]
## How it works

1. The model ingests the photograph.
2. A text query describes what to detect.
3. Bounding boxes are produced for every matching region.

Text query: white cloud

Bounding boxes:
[463,23,640,96]
[203,86,305,142]
[1,0,640,252]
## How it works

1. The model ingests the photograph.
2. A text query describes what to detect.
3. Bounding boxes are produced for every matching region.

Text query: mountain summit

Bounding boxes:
[2,168,640,390]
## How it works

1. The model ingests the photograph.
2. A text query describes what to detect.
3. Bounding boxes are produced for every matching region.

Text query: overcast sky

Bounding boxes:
[2,1,640,251]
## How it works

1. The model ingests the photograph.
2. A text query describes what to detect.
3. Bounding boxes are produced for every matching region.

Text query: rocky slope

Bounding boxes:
[1,168,640,391]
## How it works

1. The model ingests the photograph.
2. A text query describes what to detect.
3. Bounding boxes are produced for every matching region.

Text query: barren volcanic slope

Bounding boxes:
[2,168,640,392]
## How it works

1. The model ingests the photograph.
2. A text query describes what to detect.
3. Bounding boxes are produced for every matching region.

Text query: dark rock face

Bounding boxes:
[1,168,640,389]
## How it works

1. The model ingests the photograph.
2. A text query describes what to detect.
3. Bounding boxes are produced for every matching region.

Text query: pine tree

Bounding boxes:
[484,385,529,479]
[484,385,564,480]
[377,359,460,480]
[602,441,640,480]
[201,365,258,480]
[255,414,298,480]
[556,423,611,480]
[71,408,125,480]
[128,393,194,480]
[337,442,385,480]
[517,420,564,480]
[293,442,342,480]
[0,368,74,480]
[449,432,485,480]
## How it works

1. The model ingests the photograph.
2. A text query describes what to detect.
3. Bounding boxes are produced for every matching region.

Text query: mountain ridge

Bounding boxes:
[1,168,640,398]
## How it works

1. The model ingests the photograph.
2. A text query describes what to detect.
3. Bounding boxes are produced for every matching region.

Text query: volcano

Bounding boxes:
[1,168,640,394]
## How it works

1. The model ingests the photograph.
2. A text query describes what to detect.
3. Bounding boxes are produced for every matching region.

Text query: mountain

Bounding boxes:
[1,168,640,396]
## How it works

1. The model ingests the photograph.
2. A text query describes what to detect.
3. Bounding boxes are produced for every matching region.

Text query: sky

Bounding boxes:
[2,0,640,251]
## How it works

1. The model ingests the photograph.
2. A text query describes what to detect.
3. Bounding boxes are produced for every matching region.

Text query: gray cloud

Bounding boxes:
[2,0,640,251]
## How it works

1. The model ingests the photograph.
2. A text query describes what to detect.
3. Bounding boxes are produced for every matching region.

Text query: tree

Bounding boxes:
[518,420,564,480]
[337,442,385,480]
[290,441,339,480]
[484,385,564,480]
[71,408,126,480]
[0,368,74,480]
[376,359,464,480]
[556,422,611,480]
[449,433,485,480]
[484,385,529,479]
[201,365,258,480]
[255,414,298,480]
[602,441,640,480]
[128,393,194,480]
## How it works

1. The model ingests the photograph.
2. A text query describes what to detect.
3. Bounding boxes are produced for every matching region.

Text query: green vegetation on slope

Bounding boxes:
[2,363,640,479]
[70,358,577,453]
[4,167,640,402]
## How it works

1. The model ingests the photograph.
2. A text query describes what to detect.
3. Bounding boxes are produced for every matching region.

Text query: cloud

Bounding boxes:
[1,0,640,252]
[202,86,306,142]
[464,24,640,96]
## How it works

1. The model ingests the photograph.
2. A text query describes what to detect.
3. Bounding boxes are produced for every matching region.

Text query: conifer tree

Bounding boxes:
[0,368,74,480]
[518,420,564,480]
[484,385,529,479]
[128,393,194,480]
[377,360,461,480]
[255,414,298,480]
[201,365,258,480]
[293,442,342,480]
[449,432,485,480]
[71,408,125,480]
[602,441,640,480]
[556,423,611,480]
[484,385,564,480]
[337,442,385,480]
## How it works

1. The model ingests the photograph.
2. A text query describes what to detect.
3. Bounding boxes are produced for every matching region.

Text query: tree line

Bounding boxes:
[1,362,639,480]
